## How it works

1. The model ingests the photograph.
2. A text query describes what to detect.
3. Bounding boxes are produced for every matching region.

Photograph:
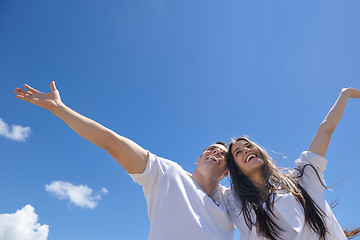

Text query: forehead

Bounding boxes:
[206,144,228,152]
[236,140,249,146]
[232,140,250,151]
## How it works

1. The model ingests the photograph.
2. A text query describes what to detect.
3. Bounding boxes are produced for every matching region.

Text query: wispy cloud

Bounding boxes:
[0,205,49,240]
[45,181,108,209]
[0,118,31,142]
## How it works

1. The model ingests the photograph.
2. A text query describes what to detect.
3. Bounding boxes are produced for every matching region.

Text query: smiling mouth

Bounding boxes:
[208,156,220,164]
[246,154,256,163]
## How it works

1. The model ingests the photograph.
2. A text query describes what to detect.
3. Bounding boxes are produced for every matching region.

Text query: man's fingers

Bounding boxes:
[24,84,40,93]
[16,92,31,98]
[15,88,32,95]
[15,94,32,103]
[50,81,57,91]
[14,88,31,97]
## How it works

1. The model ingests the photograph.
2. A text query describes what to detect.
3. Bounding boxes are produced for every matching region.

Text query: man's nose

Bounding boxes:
[212,148,220,154]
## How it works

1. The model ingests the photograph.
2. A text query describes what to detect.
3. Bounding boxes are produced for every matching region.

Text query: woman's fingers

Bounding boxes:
[350,89,360,98]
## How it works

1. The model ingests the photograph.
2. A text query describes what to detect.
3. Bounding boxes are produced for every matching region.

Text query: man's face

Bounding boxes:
[196,144,229,178]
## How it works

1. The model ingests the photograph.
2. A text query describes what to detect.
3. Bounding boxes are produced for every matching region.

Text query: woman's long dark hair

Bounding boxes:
[227,137,329,240]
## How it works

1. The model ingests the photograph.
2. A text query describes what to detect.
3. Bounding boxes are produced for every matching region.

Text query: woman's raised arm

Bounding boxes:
[309,88,360,157]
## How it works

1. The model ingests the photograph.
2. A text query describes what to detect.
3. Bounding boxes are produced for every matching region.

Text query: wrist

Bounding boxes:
[340,88,352,98]
[49,100,67,115]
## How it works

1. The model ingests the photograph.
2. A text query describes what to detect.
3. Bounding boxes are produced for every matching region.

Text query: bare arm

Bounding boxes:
[14,82,148,174]
[309,88,360,157]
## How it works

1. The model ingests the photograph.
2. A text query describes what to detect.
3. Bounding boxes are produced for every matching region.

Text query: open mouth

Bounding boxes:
[245,154,256,163]
[208,155,220,164]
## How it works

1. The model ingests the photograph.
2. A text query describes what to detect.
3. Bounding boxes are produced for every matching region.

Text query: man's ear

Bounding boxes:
[223,170,229,178]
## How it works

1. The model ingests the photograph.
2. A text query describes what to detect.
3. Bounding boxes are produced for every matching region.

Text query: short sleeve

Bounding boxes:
[293,151,327,197]
[129,151,171,196]
[295,151,327,173]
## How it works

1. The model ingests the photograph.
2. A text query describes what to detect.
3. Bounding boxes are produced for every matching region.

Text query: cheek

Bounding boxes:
[234,157,245,171]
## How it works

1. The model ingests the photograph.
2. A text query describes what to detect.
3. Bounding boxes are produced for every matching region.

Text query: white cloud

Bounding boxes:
[101,187,108,194]
[0,205,49,240]
[45,181,108,209]
[0,118,31,142]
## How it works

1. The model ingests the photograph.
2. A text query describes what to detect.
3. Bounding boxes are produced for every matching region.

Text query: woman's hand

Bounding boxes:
[14,81,63,111]
[341,88,360,99]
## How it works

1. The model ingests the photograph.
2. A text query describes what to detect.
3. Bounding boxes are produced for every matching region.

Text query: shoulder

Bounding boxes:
[295,151,327,173]
[216,186,242,212]
[213,185,232,199]
[129,151,182,180]
[292,151,328,196]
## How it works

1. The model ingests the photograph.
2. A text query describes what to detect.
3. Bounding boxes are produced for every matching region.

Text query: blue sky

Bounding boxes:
[1,0,360,239]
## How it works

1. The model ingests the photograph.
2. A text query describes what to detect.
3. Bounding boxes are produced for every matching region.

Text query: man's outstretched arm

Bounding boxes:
[14,81,148,174]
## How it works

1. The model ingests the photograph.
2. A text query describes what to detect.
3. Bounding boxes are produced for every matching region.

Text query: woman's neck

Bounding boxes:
[249,171,266,193]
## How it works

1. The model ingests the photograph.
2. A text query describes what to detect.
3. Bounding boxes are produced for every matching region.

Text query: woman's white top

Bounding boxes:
[220,151,346,240]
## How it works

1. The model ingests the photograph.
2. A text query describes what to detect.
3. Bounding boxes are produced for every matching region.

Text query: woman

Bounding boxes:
[223,88,360,240]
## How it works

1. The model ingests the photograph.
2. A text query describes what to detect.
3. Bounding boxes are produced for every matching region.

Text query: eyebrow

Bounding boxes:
[207,146,227,153]
[245,142,253,147]
[233,147,242,154]
[232,142,251,154]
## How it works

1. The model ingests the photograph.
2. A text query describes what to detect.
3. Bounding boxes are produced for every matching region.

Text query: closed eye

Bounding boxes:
[245,143,253,148]
[235,150,242,156]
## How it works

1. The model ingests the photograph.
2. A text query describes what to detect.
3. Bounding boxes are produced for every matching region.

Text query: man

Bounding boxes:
[14,82,234,240]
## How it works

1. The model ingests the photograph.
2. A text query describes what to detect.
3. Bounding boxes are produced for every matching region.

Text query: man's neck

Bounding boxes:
[191,168,221,197]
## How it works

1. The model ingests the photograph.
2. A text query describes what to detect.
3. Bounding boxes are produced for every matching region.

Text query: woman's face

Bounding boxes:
[231,140,265,177]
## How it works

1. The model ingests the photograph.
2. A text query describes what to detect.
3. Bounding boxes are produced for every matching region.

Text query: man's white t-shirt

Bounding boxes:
[129,151,234,240]
[220,151,346,240]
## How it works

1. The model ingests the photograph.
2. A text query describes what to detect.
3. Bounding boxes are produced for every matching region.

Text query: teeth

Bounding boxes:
[246,155,256,163]
[208,156,219,164]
